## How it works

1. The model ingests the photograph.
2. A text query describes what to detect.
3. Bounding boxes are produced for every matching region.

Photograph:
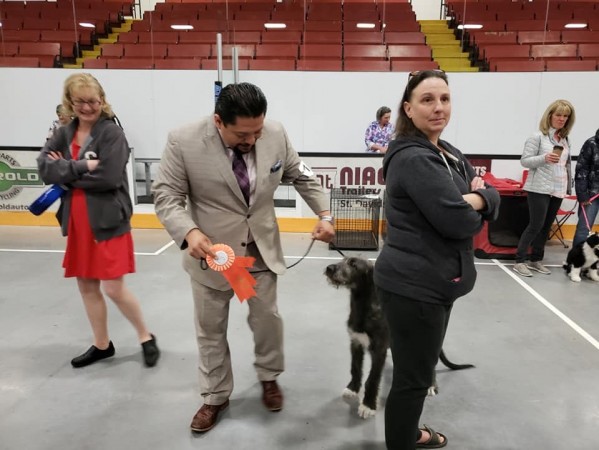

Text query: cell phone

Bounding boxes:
[552,145,564,156]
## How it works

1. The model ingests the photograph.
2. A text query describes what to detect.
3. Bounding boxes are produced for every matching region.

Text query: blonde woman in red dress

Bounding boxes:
[37,73,159,368]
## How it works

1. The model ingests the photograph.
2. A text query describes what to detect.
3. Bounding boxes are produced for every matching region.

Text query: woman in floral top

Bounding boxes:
[365,106,394,153]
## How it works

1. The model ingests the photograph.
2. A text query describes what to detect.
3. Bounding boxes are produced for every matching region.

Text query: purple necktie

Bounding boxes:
[232,148,250,205]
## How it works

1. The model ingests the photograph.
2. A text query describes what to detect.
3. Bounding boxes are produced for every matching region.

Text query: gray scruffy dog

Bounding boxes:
[325,256,474,419]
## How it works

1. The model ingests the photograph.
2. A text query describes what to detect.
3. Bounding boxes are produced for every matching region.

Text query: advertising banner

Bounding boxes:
[301,154,492,194]
[0,149,45,212]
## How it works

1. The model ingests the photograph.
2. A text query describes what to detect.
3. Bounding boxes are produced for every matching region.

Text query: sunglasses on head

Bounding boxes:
[407,69,446,81]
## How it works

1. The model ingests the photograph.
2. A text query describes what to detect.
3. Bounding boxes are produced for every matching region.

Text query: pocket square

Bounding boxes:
[270,160,282,173]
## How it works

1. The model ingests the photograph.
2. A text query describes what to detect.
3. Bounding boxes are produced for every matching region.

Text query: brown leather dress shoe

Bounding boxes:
[261,380,283,412]
[190,400,229,432]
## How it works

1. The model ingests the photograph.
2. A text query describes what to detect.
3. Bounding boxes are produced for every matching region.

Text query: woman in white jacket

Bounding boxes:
[513,99,575,277]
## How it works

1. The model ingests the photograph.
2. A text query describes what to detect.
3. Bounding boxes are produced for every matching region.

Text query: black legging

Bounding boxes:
[377,287,452,450]
[516,191,563,263]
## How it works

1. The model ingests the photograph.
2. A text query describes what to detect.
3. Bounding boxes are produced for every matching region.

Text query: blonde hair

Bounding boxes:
[539,99,575,139]
[62,73,114,119]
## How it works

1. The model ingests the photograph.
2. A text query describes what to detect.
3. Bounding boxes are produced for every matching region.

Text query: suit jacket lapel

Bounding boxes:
[254,138,269,203]
[207,123,248,206]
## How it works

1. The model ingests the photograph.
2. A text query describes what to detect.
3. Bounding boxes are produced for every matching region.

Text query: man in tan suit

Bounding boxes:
[152,83,335,432]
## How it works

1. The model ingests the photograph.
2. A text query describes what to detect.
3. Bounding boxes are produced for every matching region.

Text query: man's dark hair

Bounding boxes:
[215,82,268,126]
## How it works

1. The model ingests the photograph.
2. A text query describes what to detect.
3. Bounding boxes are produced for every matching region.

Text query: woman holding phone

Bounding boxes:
[513,99,575,277]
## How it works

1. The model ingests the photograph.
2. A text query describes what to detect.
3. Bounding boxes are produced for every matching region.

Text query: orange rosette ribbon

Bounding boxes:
[205,243,257,302]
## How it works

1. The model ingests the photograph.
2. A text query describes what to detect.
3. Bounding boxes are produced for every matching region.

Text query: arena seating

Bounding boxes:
[16,0,599,72]
[446,0,599,72]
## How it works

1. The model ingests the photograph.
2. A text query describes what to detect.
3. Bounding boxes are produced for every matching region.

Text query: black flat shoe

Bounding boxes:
[71,341,115,368]
[141,334,160,367]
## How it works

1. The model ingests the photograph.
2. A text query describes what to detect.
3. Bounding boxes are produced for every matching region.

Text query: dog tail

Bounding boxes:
[439,349,475,370]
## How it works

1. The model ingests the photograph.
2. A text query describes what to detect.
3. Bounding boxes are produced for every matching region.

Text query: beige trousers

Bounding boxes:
[190,243,284,405]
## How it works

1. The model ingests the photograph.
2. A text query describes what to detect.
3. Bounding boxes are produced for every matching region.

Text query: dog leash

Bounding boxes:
[200,239,347,274]
[580,193,599,234]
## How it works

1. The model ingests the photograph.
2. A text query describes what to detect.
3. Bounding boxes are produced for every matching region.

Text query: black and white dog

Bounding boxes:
[563,232,599,282]
[325,256,474,419]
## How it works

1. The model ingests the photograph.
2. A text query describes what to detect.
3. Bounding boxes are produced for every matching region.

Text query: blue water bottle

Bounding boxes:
[29,184,67,216]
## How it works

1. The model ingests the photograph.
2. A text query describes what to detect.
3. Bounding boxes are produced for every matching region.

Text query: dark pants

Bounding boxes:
[516,191,563,263]
[377,287,452,450]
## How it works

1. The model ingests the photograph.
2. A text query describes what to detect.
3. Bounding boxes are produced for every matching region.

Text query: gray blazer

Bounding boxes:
[521,131,572,196]
[152,116,329,290]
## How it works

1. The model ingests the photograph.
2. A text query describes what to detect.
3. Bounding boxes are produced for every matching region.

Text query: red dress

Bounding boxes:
[62,136,135,279]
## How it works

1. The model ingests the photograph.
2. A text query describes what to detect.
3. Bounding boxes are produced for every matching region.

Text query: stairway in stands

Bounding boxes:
[64,19,133,69]
[420,20,478,72]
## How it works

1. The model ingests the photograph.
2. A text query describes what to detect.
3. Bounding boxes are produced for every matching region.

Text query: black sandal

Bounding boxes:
[416,424,447,449]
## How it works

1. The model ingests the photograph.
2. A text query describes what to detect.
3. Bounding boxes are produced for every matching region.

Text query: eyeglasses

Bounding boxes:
[72,99,101,107]
[407,69,446,81]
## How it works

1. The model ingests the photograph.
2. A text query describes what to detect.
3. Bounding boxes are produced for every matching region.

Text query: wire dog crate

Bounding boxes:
[329,188,382,250]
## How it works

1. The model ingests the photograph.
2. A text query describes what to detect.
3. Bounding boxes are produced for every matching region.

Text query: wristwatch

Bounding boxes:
[319,215,335,225]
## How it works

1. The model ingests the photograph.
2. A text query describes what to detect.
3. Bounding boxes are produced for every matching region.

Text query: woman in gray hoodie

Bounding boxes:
[374,70,500,449]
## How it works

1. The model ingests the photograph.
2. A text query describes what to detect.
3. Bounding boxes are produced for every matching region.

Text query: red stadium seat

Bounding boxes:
[545,59,597,72]
[249,59,296,70]
[517,31,561,45]
[83,58,108,69]
[106,58,155,69]
[578,44,599,59]
[254,44,298,59]
[530,44,577,59]
[0,56,40,67]
[505,20,545,32]
[154,58,202,70]
[209,43,255,58]
[305,21,342,32]
[261,31,302,44]
[166,44,210,58]
[481,44,530,60]
[0,30,40,42]
[178,31,222,44]
[299,44,342,59]
[101,44,124,58]
[387,44,432,60]
[137,31,179,44]
[303,31,343,44]
[343,32,384,45]
[19,41,60,56]
[494,60,545,72]
[228,31,262,45]
[118,32,139,44]
[344,59,390,72]
[470,31,518,46]
[561,30,599,44]
[296,59,343,71]
[123,43,168,58]
[384,32,426,45]
[0,42,19,57]
[343,44,387,60]
[22,18,59,30]
[382,20,421,33]
[391,60,440,71]
[201,58,250,70]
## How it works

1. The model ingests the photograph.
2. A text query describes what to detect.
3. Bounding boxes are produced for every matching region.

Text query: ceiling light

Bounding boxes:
[565,23,587,29]
[357,23,375,29]
[171,24,194,30]
[457,24,483,30]
[79,22,96,28]
[264,23,286,29]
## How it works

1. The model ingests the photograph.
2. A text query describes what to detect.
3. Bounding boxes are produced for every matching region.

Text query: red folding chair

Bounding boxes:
[549,195,578,248]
